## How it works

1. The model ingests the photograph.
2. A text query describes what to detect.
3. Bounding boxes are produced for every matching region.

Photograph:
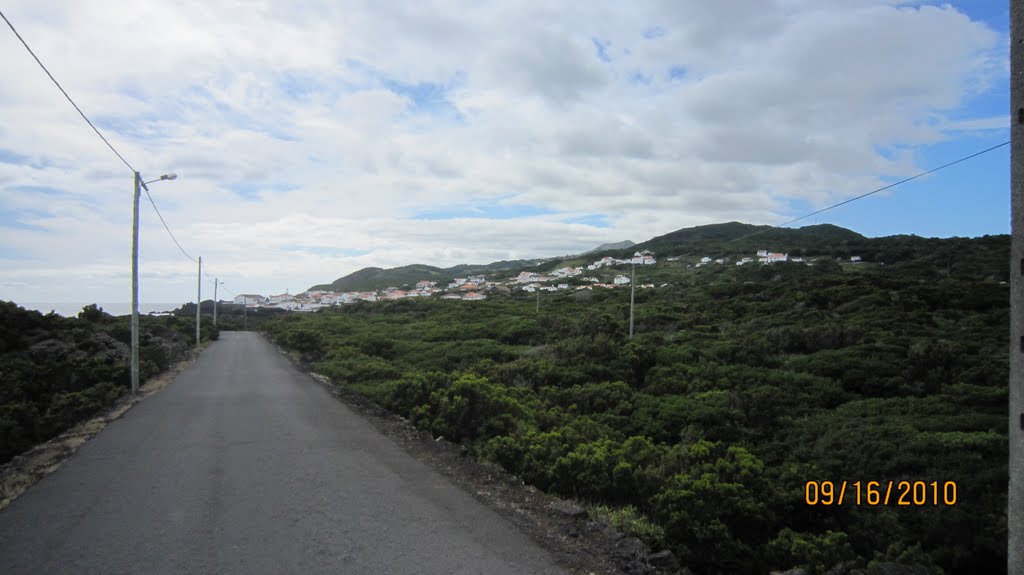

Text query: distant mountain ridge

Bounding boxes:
[308,222,1010,292]
[581,240,635,255]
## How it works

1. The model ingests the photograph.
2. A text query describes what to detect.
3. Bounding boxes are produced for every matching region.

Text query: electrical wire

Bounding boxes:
[140,186,198,262]
[726,140,1010,244]
[3,8,251,302]
[0,9,135,173]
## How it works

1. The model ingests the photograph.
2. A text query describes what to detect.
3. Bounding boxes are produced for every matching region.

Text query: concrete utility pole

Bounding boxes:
[1010,1,1023,571]
[196,257,202,347]
[536,289,539,313]
[130,172,177,394]
[130,172,141,395]
[213,278,222,327]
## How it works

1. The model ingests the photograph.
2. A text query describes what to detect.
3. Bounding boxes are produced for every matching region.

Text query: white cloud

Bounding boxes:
[0,0,1007,305]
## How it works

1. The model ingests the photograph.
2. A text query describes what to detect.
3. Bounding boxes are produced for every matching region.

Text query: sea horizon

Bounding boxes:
[15,302,187,318]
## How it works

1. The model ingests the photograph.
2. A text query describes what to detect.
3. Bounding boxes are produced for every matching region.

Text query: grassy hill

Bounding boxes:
[308,222,1011,292]
[310,259,552,293]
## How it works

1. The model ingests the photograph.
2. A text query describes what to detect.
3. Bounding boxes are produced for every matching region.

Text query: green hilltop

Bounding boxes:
[309,222,1011,292]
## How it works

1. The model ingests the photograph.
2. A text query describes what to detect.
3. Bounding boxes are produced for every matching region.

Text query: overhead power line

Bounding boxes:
[0,8,216,274]
[0,9,134,173]
[727,140,1011,244]
[140,185,198,262]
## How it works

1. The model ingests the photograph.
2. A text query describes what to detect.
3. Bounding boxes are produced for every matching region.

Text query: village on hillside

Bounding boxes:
[234,249,863,312]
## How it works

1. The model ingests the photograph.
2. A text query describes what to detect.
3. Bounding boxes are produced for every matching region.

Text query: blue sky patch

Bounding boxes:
[225,182,299,201]
[592,38,612,63]
[281,245,370,258]
[563,214,611,228]
[10,185,68,196]
[0,204,50,233]
[643,27,666,40]
[384,76,465,121]
[277,71,325,100]
[411,202,557,220]
[0,148,31,165]
[629,72,653,86]
[668,66,687,81]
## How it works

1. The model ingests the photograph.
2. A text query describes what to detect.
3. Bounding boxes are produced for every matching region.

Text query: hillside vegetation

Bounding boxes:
[308,223,1010,295]
[265,229,1010,575]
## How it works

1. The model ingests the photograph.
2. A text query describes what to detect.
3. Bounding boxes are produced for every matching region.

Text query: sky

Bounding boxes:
[0,0,1012,306]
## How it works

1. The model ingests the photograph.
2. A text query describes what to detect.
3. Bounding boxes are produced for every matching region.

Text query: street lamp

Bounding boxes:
[131,171,178,395]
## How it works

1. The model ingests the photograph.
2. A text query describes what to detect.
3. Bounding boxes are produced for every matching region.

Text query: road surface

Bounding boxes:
[0,332,567,575]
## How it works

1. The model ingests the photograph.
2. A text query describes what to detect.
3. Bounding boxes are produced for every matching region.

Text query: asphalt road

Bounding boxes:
[0,331,567,575]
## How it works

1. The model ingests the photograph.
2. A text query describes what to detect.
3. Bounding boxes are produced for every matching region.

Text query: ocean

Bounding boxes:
[17,302,185,318]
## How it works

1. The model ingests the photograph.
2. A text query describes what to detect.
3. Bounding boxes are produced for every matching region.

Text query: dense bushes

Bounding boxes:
[0,302,212,464]
[265,263,1008,574]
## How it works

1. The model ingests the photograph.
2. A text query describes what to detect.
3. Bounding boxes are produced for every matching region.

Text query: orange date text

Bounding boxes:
[804,480,957,506]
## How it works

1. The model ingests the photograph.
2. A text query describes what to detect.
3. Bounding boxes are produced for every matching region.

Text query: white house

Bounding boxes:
[613,275,631,285]
[700,257,712,263]
[588,256,621,270]
[468,275,487,285]
[764,252,788,263]
[715,258,725,265]
[515,271,540,284]
[850,256,862,262]
[233,294,266,306]
[268,293,293,304]
[756,250,768,257]
[557,283,569,290]
[630,251,657,265]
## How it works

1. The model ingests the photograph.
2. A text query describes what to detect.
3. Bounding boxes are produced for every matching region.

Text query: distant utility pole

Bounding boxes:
[536,289,539,313]
[1009,1,1023,571]
[213,278,222,327]
[196,257,202,347]
[629,263,635,339]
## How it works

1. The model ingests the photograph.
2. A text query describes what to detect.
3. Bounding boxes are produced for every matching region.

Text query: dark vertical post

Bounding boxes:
[196,257,202,347]
[1010,1,1023,570]
[130,171,141,394]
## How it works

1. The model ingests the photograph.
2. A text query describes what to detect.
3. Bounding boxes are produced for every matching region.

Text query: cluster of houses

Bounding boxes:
[587,250,656,270]
[695,250,862,267]
[232,276,491,312]
[232,249,863,312]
